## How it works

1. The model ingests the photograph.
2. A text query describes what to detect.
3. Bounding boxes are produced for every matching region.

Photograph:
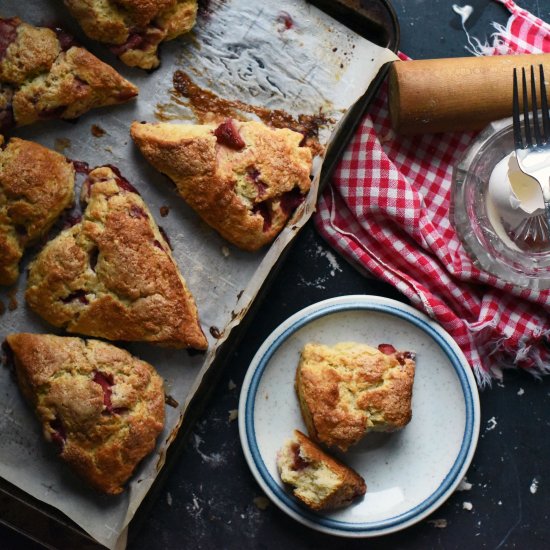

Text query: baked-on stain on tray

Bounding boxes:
[155,71,331,156]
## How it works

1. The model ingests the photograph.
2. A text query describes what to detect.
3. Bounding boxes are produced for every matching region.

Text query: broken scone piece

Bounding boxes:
[130,119,313,251]
[5,333,165,495]
[0,136,75,286]
[296,342,416,452]
[277,430,366,511]
[0,16,138,132]
[26,165,207,349]
[63,0,198,69]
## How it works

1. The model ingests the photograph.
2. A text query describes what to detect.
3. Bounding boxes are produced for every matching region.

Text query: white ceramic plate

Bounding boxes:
[238,295,480,537]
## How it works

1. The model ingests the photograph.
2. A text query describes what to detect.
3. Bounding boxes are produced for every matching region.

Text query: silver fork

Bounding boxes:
[512,64,550,235]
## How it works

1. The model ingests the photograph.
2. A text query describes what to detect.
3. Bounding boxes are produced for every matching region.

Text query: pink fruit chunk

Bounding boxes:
[280,188,304,215]
[93,371,113,411]
[49,417,67,450]
[0,18,19,60]
[290,443,309,471]
[110,33,144,56]
[252,201,272,232]
[61,290,89,304]
[378,343,396,355]
[214,119,246,150]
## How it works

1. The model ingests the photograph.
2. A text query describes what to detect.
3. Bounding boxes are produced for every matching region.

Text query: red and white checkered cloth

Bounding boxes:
[314,0,550,384]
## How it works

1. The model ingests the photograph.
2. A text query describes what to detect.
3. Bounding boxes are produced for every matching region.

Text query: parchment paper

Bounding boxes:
[0,0,397,547]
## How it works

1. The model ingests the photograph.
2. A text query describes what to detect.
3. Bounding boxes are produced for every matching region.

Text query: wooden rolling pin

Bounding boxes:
[388,53,550,135]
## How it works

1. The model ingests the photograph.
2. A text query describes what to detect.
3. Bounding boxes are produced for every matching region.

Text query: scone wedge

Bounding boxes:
[130,119,313,251]
[0,16,138,132]
[296,342,416,451]
[277,430,366,511]
[0,136,75,286]
[5,333,165,495]
[26,165,207,349]
[63,0,198,70]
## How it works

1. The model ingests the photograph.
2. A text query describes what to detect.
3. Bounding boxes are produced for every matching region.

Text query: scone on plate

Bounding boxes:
[277,429,366,511]
[0,136,75,286]
[5,333,165,495]
[296,342,416,452]
[0,16,138,132]
[63,0,198,69]
[130,119,313,251]
[25,165,207,350]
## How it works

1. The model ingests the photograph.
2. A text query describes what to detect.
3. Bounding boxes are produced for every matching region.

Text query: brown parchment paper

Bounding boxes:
[0,0,397,547]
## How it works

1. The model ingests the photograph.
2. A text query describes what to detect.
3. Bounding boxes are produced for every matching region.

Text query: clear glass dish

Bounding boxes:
[452,116,550,290]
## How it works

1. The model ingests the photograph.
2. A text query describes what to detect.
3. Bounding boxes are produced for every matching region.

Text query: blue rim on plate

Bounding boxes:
[238,295,480,537]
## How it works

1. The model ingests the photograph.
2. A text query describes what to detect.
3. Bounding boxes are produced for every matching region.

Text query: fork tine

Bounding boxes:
[513,68,524,149]
[540,64,550,144]
[531,65,543,146]
[522,67,533,147]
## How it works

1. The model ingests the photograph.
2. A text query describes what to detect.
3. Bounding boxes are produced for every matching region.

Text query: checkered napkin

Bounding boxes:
[314,0,550,384]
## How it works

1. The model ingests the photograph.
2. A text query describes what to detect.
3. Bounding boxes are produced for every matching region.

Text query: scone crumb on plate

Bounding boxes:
[277,430,366,511]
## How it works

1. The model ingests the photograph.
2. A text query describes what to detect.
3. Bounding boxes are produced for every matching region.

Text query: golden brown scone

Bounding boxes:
[277,430,366,511]
[63,0,198,69]
[296,342,416,452]
[0,16,138,132]
[130,119,313,251]
[25,165,207,349]
[0,136,75,286]
[5,333,165,495]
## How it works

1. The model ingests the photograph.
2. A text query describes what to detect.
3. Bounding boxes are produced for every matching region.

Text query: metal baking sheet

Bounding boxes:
[0,0,398,548]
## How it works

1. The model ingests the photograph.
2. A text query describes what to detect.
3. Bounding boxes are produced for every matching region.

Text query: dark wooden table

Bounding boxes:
[3,1,550,548]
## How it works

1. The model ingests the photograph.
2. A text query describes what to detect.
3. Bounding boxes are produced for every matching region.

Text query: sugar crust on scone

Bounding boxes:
[277,429,366,511]
[63,0,198,69]
[25,165,207,349]
[5,333,165,495]
[0,136,75,286]
[130,119,313,251]
[0,16,138,132]
[296,342,416,452]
